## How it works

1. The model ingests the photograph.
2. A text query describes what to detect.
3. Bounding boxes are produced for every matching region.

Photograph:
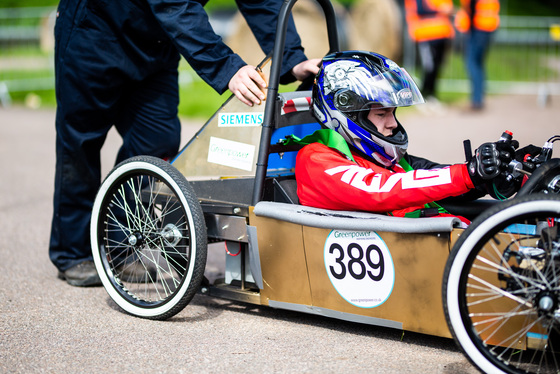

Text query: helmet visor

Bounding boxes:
[333,67,424,113]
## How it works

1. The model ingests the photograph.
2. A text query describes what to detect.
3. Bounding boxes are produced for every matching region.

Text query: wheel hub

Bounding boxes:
[128,232,143,246]
[539,295,554,312]
[536,291,558,317]
[161,224,181,247]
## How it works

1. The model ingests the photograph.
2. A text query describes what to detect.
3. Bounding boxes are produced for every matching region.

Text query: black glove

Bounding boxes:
[468,141,518,198]
[468,143,501,186]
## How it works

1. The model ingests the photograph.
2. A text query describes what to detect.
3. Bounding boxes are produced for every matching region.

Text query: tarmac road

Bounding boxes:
[1,95,559,373]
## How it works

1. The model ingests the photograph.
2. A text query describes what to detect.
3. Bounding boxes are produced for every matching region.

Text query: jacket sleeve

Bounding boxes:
[405,153,449,170]
[295,143,474,213]
[146,0,245,94]
[236,0,307,84]
[406,153,485,203]
[147,0,307,94]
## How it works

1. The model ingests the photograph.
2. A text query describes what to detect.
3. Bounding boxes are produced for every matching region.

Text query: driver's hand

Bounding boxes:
[228,65,267,107]
[469,141,520,198]
[495,141,516,166]
[468,141,516,186]
[468,143,502,185]
[291,58,321,81]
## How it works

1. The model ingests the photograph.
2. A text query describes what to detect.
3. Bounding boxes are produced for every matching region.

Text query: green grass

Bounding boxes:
[0,68,51,80]
[4,0,560,16]
[8,89,56,107]
[0,60,229,118]
[0,52,305,118]
[0,45,50,57]
[2,0,560,115]
[2,43,556,116]
[178,77,224,119]
[3,39,558,115]
[1,0,57,7]
[438,44,560,82]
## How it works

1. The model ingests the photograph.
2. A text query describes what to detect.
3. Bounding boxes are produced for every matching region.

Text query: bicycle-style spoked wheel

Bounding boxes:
[443,194,560,374]
[91,156,207,320]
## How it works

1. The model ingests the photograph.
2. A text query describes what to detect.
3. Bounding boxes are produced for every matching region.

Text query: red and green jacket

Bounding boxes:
[293,130,474,222]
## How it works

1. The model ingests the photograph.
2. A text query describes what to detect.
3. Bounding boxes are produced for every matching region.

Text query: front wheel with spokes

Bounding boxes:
[91,156,207,320]
[443,194,560,374]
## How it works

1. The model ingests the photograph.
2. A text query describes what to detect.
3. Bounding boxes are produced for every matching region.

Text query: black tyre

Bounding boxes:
[516,159,560,197]
[91,156,207,320]
[443,194,560,373]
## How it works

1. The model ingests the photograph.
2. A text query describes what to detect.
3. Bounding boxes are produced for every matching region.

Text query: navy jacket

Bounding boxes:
[56,0,307,94]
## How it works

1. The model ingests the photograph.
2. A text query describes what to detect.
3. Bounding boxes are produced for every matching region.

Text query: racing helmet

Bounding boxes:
[312,51,424,166]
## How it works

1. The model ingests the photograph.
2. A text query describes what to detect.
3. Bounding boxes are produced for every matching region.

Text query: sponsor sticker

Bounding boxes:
[207,137,255,171]
[397,89,412,100]
[324,230,395,308]
[218,112,263,127]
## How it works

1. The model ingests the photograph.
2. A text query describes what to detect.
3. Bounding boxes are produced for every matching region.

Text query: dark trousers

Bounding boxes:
[50,2,181,271]
[465,29,493,107]
[418,38,449,98]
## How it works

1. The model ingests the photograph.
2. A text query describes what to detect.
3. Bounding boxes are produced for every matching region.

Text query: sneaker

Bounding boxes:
[58,260,102,287]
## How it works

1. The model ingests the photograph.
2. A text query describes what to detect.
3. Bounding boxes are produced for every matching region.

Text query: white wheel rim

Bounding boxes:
[446,199,560,374]
[91,160,198,317]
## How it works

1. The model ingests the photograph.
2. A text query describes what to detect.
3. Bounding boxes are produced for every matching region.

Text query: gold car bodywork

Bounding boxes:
[172,68,541,345]
[250,210,458,338]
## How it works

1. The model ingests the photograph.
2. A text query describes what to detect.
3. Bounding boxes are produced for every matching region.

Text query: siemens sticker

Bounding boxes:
[324,230,395,308]
[218,112,264,127]
[207,137,255,171]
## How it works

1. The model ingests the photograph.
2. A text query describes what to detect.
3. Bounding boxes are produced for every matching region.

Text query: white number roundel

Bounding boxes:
[324,230,395,308]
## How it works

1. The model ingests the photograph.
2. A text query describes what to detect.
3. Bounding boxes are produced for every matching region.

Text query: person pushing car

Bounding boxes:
[51,0,319,287]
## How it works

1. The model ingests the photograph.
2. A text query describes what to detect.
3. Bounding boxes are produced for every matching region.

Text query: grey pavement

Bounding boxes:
[1,95,559,373]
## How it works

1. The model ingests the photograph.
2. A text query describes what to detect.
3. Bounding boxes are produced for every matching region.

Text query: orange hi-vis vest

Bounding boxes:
[405,0,455,42]
[455,0,500,33]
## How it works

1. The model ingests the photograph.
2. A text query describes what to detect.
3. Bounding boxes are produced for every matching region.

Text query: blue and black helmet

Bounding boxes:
[312,51,424,166]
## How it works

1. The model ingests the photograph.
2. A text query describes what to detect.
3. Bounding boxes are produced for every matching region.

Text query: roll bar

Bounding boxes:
[252,0,340,205]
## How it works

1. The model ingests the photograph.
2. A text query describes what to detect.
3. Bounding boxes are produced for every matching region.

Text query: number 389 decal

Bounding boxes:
[324,230,395,308]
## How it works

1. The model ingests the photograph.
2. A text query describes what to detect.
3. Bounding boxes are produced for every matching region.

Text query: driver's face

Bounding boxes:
[367,106,397,136]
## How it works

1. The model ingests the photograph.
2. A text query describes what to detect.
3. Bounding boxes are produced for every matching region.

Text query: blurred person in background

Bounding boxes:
[404,0,455,110]
[455,0,500,111]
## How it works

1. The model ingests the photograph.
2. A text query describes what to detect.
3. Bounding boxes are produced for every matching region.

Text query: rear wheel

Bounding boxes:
[443,194,560,373]
[91,156,207,320]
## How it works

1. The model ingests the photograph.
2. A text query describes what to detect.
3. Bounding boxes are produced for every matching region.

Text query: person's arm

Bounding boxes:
[405,153,449,170]
[147,0,317,106]
[403,154,486,203]
[236,0,319,84]
[295,143,474,213]
[146,0,244,95]
[147,0,266,106]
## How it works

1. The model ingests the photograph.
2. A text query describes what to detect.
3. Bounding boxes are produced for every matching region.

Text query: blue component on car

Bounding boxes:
[503,224,537,235]
[267,122,321,176]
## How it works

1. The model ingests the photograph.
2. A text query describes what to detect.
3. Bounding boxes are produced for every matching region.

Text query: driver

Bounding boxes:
[294,51,515,224]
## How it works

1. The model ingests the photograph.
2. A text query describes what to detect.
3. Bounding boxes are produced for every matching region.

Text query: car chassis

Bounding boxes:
[90,1,560,373]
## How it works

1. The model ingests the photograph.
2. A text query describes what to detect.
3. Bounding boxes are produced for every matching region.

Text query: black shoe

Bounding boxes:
[470,102,484,111]
[58,260,102,287]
